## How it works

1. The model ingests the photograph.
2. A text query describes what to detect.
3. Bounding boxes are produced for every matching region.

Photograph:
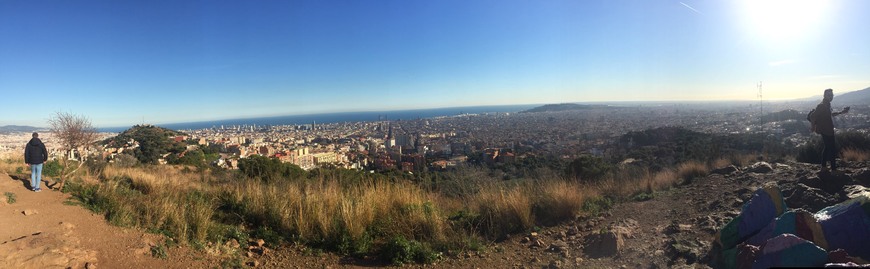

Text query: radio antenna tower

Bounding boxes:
[757,81,765,160]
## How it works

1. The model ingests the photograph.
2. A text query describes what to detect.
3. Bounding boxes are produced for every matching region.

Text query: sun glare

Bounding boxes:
[739,0,831,44]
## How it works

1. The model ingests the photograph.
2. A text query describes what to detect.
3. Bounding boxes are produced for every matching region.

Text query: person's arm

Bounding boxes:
[41,144,48,163]
[832,106,850,116]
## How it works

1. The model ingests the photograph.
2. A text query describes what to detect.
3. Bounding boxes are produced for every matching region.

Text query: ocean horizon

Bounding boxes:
[98,104,539,132]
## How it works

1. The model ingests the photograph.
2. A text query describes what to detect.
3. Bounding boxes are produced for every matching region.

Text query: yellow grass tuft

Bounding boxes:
[842,148,870,162]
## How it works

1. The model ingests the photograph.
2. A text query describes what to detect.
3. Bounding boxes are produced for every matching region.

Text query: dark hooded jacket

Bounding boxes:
[24,138,48,165]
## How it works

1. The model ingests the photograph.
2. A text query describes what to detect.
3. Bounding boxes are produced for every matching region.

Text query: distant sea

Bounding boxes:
[99,105,539,132]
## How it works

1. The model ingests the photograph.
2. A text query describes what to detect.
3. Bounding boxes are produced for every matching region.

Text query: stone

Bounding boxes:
[520,237,530,244]
[843,185,870,199]
[255,239,266,247]
[566,226,578,236]
[748,162,773,173]
[583,231,624,257]
[530,232,539,238]
[852,168,870,184]
[226,239,240,249]
[548,260,562,269]
[530,238,546,249]
[711,165,739,175]
[85,262,96,269]
[22,209,38,216]
[667,235,709,264]
[784,183,838,212]
[548,240,569,253]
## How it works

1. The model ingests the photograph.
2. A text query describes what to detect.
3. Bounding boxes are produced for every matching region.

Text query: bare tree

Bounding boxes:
[48,111,98,190]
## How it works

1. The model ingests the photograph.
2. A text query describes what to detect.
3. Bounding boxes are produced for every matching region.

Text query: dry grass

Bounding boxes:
[101,165,194,194]
[842,148,870,162]
[0,158,26,175]
[675,161,709,184]
[50,156,715,262]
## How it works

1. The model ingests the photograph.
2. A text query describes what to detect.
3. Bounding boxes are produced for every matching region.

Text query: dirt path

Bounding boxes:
[0,173,214,269]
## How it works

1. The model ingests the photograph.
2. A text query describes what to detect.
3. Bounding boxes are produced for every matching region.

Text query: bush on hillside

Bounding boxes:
[238,155,306,182]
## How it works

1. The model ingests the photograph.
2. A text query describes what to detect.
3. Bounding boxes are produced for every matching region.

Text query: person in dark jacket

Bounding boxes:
[811,89,849,172]
[24,132,48,192]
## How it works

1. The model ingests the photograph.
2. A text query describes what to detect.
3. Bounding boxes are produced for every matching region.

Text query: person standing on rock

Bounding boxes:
[811,89,849,172]
[24,132,48,192]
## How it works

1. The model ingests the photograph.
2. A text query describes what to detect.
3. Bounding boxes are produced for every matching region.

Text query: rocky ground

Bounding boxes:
[3,160,868,268]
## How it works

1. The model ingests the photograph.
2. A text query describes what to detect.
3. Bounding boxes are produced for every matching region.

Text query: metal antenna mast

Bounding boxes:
[758,81,765,159]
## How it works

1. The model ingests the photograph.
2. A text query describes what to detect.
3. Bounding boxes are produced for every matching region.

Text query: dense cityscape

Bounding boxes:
[3,101,868,172]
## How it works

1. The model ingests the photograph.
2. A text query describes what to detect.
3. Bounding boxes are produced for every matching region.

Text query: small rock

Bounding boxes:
[22,209,38,216]
[530,238,546,249]
[85,262,96,269]
[530,232,539,238]
[548,260,562,269]
[520,237,530,244]
[255,239,266,247]
[548,240,569,253]
[749,162,773,173]
[566,227,578,236]
[246,251,253,258]
[711,165,739,175]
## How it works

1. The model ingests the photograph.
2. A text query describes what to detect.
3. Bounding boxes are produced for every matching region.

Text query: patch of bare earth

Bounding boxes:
[0,173,217,269]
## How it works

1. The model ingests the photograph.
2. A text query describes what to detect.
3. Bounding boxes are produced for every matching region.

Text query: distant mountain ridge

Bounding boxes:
[0,125,45,133]
[833,86,870,106]
[521,103,614,113]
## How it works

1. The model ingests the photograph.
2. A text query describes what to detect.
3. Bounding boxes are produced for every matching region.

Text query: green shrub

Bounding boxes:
[43,160,62,177]
[566,155,612,182]
[4,192,16,204]
[582,196,613,215]
[380,236,440,265]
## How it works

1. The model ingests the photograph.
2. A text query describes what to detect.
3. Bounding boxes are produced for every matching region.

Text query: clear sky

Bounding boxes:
[2,0,869,127]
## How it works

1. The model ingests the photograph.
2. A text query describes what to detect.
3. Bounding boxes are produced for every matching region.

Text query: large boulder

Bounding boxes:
[783,183,838,212]
[583,231,624,257]
[852,168,870,185]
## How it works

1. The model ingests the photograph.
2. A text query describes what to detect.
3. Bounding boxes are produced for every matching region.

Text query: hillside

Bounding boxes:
[2,158,868,268]
[521,103,613,113]
[103,124,187,164]
[834,86,870,107]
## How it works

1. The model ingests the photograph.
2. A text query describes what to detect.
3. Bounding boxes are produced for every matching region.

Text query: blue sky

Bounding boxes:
[2,0,869,127]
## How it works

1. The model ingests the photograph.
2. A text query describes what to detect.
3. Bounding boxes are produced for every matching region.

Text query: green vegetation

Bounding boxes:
[797,131,870,163]
[4,192,16,204]
[104,125,186,164]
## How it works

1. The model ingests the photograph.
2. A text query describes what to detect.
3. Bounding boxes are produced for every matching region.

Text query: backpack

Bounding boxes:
[807,109,817,133]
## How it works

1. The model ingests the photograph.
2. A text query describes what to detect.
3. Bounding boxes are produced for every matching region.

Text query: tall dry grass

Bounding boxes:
[675,160,709,184]
[842,148,870,162]
[57,156,713,262]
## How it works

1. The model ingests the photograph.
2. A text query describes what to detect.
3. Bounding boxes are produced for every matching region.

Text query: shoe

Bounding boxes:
[34,188,41,193]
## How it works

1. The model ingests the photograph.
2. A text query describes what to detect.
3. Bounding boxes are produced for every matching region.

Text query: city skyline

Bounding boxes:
[2,0,869,127]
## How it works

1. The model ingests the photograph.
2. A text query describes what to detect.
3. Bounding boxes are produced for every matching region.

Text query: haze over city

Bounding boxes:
[2,0,869,127]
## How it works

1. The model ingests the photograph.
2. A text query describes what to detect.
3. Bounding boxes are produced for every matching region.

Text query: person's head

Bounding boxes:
[32,132,38,138]
[823,89,833,102]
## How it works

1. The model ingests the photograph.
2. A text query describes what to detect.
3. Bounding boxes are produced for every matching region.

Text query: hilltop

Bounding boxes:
[521,103,613,113]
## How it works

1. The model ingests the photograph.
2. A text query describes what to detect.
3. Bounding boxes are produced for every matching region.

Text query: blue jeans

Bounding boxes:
[30,163,43,190]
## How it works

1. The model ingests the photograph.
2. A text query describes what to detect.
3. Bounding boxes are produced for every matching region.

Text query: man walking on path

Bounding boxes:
[24,132,48,192]
[811,89,850,172]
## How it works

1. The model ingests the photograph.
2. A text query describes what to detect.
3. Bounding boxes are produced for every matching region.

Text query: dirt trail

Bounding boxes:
[0,173,211,269]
